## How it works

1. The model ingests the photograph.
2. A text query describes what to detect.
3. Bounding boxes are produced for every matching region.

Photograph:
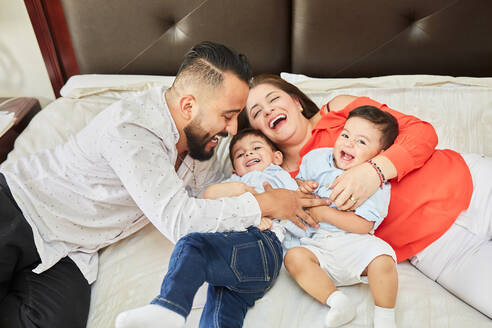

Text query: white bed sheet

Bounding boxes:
[5,74,492,328]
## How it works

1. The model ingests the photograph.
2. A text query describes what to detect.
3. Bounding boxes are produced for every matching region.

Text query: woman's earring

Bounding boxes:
[299,106,304,112]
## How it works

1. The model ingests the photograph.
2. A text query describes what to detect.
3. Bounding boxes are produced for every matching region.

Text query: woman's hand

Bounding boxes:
[328,162,380,210]
[296,179,319,194]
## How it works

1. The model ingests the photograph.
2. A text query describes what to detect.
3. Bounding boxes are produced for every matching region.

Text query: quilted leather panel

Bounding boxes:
[292,0,492,77]
[60,0,290,75]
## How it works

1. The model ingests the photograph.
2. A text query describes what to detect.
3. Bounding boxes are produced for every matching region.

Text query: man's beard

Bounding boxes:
[184,118,227,161]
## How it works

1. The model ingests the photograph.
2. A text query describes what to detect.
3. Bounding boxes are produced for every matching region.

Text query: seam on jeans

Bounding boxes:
[258,240,269,281]
[154,296,188,314]
[166,240,186,278]
[230,240,268,282]
[263,233,279,280]
[227,285,266,294]
[214,287,223,328]
[261,232,281,281]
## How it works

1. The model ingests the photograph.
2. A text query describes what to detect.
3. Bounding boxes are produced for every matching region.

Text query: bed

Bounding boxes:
[14,0,492,327]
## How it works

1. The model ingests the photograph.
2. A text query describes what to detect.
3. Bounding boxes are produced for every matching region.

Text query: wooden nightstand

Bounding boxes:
[0,97,41,163]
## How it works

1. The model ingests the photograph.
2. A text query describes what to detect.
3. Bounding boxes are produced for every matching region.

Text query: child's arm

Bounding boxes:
[203,182,256,199]
[257,217,273,231]
[307,206,374,234]
[295,179,319,195]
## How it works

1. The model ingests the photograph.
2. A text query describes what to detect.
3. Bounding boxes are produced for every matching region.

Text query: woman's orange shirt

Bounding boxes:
[290,97,473,261]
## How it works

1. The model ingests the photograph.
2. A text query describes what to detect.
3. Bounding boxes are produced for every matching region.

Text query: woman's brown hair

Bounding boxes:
[238,74,320,131]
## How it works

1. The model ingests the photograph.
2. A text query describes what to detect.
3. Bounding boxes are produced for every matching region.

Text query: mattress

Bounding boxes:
[5,74,492,327]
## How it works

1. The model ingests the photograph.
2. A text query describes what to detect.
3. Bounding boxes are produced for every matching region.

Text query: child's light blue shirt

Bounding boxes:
[296,148,391,233]
[226,164,298,193]
[226,164,309,249]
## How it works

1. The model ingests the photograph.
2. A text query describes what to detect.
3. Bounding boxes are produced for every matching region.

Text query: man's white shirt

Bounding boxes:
[0,87,261,283]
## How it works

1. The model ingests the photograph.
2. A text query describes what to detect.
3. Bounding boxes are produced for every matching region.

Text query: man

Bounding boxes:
[0,41,325,327]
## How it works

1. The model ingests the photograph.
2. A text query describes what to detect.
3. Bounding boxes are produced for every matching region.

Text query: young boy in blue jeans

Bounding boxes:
[115,129,305,328]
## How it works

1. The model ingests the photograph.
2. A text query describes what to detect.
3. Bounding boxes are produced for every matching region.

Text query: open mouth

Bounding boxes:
[206,135,220,149]
[246,158,261,167]
[340,150,355,162]
[268,114,287,129]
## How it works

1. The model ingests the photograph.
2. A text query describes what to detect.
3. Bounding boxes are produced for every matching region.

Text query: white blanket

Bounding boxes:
[6,74,492,327]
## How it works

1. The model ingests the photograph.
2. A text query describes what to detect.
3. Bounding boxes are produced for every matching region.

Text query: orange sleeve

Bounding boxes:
[340,97,438,181]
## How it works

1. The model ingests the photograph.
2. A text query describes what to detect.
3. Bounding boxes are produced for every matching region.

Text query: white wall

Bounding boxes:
[0,0,55,107]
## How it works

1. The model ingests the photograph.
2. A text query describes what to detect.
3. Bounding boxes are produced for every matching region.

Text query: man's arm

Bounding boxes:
[100,122,326,242]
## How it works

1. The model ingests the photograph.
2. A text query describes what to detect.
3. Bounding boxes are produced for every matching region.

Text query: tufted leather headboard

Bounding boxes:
[25,0,492,97]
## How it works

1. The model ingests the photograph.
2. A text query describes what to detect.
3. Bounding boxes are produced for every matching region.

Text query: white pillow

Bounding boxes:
[60,74,176,98]
[280,72,492,91]
[279,73,492,157]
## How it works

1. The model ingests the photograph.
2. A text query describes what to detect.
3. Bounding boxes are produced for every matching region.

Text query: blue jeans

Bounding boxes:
[151,226,283,328]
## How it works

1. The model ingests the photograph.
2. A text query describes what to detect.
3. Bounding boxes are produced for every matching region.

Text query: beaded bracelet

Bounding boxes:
[367,160,386,188]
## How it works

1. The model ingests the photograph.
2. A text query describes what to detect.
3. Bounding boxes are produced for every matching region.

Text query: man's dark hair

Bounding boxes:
[176,41,252,87]
[348,106,399,150]
[228,128,279,168]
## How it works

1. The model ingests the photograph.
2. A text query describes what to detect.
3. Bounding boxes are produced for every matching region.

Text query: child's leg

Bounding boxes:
[365,254,398,328]
[284,247,336,303]
[116,228,282,328]
[199,285,249,328]
[198,228,283,327]
[116,233,211,328]
[284,247,355,327]
[366,254,398,308]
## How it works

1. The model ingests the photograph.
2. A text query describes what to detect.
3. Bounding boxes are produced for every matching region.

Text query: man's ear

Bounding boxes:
[178,94,196,121]
[272,150,284,165]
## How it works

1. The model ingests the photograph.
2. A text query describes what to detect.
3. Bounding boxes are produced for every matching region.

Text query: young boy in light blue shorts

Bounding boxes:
[286,105,400,328]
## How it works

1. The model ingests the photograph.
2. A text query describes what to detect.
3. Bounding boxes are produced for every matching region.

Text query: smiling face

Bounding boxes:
[334,117,385,170]
[231,134,283,176]
[245,83,306,145]
[185,72,249,160]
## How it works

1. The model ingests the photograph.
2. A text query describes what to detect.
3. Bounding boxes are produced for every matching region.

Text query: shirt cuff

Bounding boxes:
[242,192,262,227]
[382,143,414,182]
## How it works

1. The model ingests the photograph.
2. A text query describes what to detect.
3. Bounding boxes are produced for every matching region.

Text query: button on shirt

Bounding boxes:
[0,87,261,283]
[296,148,391,232]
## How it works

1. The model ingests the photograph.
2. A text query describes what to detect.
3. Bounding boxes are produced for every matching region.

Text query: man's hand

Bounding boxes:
[254,182,329,230]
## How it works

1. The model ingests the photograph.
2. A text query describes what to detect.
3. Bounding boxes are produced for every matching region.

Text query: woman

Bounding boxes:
[241,74,492,318]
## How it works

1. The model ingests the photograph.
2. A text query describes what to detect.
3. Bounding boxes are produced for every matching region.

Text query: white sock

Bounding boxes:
[374,306,397,328]
[115,304,185,328]
[324,290,356,327]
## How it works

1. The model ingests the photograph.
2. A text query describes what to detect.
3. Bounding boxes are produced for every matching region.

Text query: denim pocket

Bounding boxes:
[230,240,269,282]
